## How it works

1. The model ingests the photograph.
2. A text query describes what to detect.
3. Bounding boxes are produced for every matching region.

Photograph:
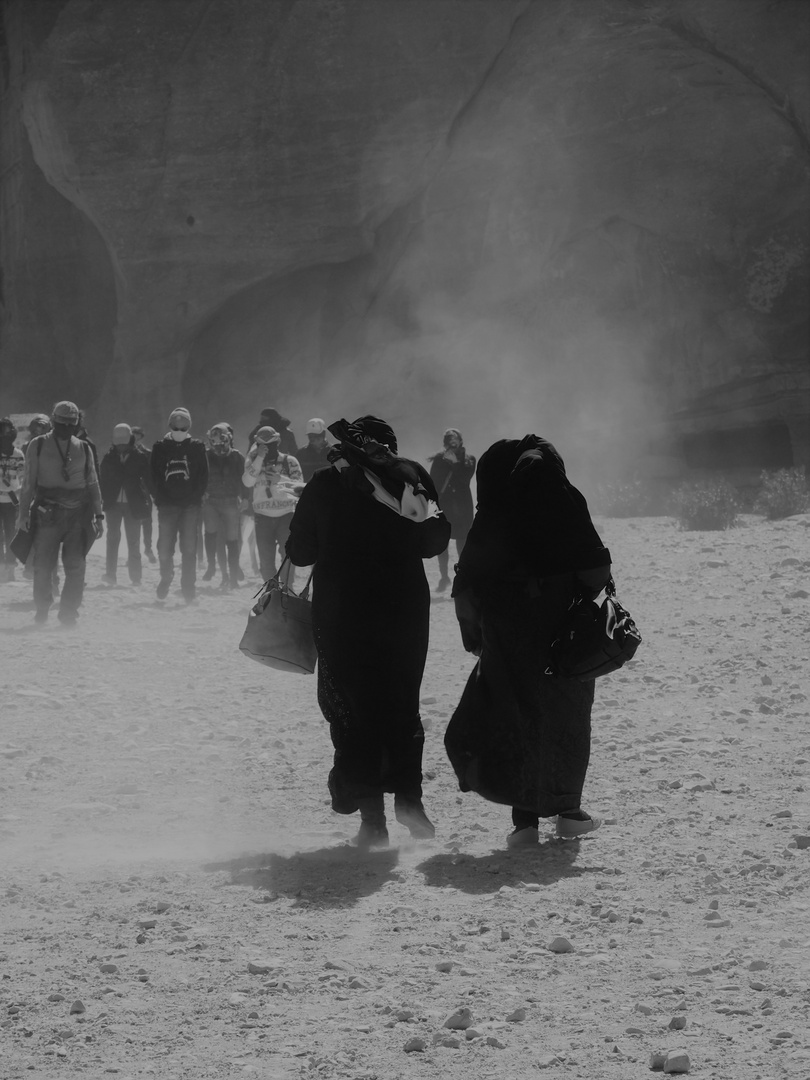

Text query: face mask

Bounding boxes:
[170,428,190,441]
[53,421,78,440]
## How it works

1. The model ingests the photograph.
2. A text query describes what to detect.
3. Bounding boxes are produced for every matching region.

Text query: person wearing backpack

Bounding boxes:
[242,426,303,580]
[15,400,104,625]
[150,407,208,601]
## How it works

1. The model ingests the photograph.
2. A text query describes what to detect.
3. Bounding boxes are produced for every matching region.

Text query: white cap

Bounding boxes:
[306,418,326,435]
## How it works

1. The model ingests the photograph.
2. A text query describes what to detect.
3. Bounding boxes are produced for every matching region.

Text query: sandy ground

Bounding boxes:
[1,513,810,1080]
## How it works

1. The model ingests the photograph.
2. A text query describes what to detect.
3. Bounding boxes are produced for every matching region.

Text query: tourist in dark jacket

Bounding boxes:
[99,423,152,585]
[286,416,451,849]
[295,418,333,482]
[150,407,208,602]
[131,426,156,562]
[428,427,476,592]
[248,408,297,457]
[444,435,611,848]
[203,422,246,588]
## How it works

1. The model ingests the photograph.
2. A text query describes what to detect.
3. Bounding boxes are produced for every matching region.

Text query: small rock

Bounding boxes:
[649,1050,667,1070]
[506,1007,526,1022]
[626,1026,645,1035]
[465,1028,482,1040]
[137,919,157,930]
[432,1033,461,1048]
[748,960,768,971]
[47,994,66,1003]
[435,961,454,973]
[537,1053,560,1068]
[774,809,793,818]
[793,835,810,850]
[247,961,276,975]
[668,1016,686,1030]
[154,902,170,913]
[486,1036,506,1049]
[69,1000,85,1015]
[500,928,510,941]
[635,1003,654,1015]
[395,1009,415,1021]
[403,1037,426,1053]
[547,936,574,953]
[663,1049,690,1073]
[443,1007,473,1030]
[99,964,118,974]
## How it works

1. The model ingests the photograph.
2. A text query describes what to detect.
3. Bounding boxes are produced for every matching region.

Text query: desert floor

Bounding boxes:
[1,514,809,1080]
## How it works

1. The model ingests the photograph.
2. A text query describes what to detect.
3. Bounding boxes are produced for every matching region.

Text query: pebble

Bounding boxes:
[47,994,66,1003]
[99,963,118,974]
[403,1037,426,1053]
[748,960,768,971]
[69,1000,85,1015]
[443,1007,473,1030]
[668,1016,686,1030]
[505,1007,526,1022]
[663,1049,691,1073]
[649,1051,667,1069]
[432,1033,461,1048]
[486,1036,506,1049]
[435,961,454,973]
[635,1003,654,1015]
[465,1028,482,1040]
[793,835,810,850]
[547,936,574,953]
[537,1053,560,1068]
[137,919,157,929]
[247,961,276,975]
[774,810,793,818]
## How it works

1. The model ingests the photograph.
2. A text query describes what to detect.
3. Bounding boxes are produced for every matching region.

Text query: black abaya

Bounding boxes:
[286,467,450,812]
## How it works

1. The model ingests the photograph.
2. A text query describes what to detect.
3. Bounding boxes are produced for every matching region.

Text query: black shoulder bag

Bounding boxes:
[546,578,642,681]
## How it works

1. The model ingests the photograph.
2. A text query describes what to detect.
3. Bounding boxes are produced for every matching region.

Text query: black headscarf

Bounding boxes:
[327,416,438,503]
[460,434,609,579]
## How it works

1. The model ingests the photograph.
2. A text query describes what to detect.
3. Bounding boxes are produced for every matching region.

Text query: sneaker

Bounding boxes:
[555,812,601,839]
[506,826,540,848]
[156,579,170,600]
[102,574,117,585]
[394,796,436,839]
[145,549,157,564]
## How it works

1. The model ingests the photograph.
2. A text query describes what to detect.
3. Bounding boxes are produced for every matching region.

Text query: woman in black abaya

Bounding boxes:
[286,416,450,849]
[444,435,611,847]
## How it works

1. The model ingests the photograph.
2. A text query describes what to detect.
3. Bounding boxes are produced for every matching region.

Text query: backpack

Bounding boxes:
[163,445,194,500]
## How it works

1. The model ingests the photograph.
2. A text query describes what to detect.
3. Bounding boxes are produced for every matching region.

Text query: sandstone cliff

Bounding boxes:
[1,0,808,473]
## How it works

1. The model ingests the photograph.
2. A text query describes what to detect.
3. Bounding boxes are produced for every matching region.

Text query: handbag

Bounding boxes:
[238,558,316,674]
[546,579,641,680]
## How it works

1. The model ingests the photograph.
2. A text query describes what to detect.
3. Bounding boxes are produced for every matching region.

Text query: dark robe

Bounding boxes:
[428,450,476,541]
[444,436,611,816]
[286,465,451,811]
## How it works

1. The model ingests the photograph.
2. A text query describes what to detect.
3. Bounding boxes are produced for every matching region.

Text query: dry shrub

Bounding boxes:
[754,466,809,520]
[671,477,739,531]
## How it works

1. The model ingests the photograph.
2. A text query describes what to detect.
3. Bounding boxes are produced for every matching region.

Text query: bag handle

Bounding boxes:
[254,556,314,601]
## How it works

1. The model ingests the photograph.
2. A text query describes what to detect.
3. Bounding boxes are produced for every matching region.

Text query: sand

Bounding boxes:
[1,514,809,1079]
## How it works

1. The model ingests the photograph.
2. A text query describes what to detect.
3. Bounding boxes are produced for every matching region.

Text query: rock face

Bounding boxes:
[1,0,808,474]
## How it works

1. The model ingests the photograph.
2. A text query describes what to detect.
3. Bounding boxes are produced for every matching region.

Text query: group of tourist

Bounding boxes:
[2,399,612,850]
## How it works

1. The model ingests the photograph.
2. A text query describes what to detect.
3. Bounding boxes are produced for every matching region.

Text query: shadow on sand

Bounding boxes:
[416,838,590,895]
[203,845,401,909]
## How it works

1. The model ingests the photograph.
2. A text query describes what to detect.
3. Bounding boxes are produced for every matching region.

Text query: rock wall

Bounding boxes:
[1,0,808,475]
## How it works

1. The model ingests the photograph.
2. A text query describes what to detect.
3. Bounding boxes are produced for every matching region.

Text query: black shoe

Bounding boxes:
[202,565,216,581]
[156,579,170,600]
[145,550,157,564]
[354,819,390,850]
[394,796,436,839]
[436,576,450,593]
